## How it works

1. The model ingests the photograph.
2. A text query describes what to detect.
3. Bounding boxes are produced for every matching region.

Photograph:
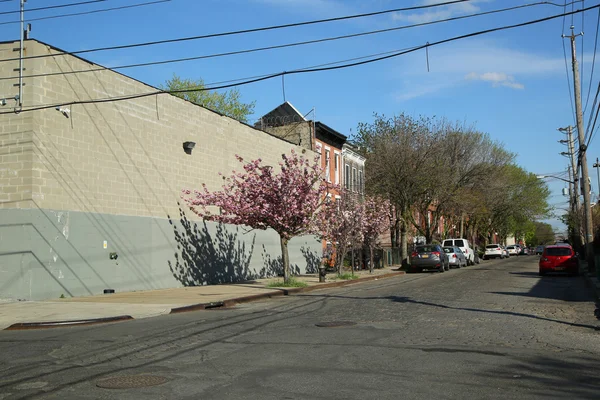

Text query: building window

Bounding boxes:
[334,152,340,185]
[358,169,363,194]
[344,164,350,189]
[325,149,331,182]
[352,167,357,192]
[316,143,322,154]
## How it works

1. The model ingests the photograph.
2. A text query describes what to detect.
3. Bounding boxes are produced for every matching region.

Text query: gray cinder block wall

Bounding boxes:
[0,40,321,301]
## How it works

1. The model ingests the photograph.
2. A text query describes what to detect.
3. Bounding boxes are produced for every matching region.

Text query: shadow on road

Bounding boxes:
[296,292,600,332]
[477,354,600,399]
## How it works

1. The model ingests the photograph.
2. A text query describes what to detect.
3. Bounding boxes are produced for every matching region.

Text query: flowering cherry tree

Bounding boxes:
[316,190,363,274]
[361,196,392,273]
[182,150,330,283]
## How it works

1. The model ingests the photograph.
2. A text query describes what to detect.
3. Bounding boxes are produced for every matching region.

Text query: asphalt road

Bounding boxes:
[0,255,599,399]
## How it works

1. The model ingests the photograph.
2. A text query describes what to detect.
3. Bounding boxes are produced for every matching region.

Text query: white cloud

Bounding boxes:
[393,0,493,23]
[465,72,525,89]
[389,40,573,101]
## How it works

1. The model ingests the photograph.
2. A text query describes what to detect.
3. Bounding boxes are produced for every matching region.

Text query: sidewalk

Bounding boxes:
[0,267,404,330]
[579,260,600,302]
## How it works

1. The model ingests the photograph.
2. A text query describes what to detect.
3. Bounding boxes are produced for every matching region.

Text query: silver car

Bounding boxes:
[443,246,467,268]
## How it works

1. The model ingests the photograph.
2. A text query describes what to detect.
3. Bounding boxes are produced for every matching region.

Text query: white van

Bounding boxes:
[442,238,475,265]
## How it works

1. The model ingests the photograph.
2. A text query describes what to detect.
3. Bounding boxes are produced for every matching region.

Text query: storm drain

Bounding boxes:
[315,321,357,328]
[96,375,169,389]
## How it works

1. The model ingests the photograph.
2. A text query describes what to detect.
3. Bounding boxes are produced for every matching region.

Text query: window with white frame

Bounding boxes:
[358,169,363,194]
[352,167,357,192]
[325,149,331,182]
[316,142,322,154]
[344,164,350,189]
[334,152,340,185]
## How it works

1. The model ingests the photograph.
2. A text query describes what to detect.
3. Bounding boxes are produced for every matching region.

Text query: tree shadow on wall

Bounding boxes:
[258,244,299,278]
[168,207,257,286]
[301,246,321,274]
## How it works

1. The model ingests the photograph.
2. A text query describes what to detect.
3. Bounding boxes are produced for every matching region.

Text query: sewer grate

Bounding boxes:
[315,321,357,328]
[96,375,169,389]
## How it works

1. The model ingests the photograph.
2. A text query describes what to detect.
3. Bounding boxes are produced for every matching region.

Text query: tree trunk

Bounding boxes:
[280,236,290,283]
[401,220,408,267]
[336,243,348,276]
[369,246,374,273]
[459,214,465,237]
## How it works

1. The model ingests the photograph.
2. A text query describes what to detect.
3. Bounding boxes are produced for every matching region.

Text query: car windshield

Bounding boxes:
[443,247,454,253]
[486,245,499,249]
[545,247,572,256]
[416,246,437,253]
[507,246,515,249]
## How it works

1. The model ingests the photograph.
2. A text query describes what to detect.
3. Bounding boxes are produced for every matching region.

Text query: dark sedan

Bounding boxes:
[410,244,449,273]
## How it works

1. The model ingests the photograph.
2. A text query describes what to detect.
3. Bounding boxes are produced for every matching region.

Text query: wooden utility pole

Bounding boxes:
[565,26,595,271]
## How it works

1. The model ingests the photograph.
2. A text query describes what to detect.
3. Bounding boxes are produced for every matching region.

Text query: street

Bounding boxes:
[0,256,599,399]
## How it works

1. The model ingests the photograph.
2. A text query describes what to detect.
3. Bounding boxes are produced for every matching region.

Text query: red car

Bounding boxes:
[538,245,579,276]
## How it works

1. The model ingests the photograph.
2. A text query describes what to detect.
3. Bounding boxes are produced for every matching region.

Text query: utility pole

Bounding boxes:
[564,25,594,271]
[559,126,580,211]
[560,126,582,247]
[594,158,600,202]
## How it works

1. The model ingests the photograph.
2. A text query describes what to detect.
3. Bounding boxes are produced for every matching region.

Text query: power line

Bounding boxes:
[583,6,600,114]
[0,0,170,26]
[0,0,580,82]
[0,0,106,16]
[562,0,577,125]
[2,3,597,115]
[0,0,526,64]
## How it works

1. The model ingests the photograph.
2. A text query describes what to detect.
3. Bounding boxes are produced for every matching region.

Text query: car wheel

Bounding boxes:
[438,265,445,273]
[445,263,450,271]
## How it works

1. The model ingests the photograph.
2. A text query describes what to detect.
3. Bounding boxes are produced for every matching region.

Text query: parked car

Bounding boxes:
[520,247,529,255]
[539,245,579,276]
[410,244,449,273]
[484,244,504,259]
[442,238,475,265]
[506,245,519,256]
[502,246,510,258]
[443,246,467,268]
[535,245,544,255]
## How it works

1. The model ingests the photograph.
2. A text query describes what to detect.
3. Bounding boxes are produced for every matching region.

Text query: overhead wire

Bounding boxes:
[0,0,106,16]
[0,0,171,26]
[1,3,598,115]
[583,5,600,114]
[0,0,575,64]
[562,0,577,125]
[0,0,583,82]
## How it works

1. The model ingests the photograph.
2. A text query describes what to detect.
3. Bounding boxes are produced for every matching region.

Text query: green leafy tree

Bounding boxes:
[161,74,255,123]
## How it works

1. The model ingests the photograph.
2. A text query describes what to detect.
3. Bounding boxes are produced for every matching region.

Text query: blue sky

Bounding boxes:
[1,0,598,233]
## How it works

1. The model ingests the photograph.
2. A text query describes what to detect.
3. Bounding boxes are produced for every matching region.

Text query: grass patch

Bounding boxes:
[266,278,308,288]
[336,273,359,280]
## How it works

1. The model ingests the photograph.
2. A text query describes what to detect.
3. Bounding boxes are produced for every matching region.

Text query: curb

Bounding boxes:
[3,271,405,330]
[176,271,405,312]
[4,315,134,331]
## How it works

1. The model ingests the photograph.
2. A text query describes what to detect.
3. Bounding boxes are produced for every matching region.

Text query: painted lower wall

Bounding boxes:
[0,207,321,301]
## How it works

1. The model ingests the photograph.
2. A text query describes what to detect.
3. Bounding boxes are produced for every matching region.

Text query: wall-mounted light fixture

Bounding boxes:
[55,106,70,118]
[183,141,196,155]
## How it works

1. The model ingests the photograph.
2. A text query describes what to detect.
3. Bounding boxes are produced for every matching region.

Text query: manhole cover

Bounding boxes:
[315,321,357,328]
[96,375,168,389]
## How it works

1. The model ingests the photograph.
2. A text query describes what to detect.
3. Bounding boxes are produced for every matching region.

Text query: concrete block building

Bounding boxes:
[0,40,321,301]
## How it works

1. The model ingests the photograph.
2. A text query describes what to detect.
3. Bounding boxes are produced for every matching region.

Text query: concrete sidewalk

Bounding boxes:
[0,267,404,330]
